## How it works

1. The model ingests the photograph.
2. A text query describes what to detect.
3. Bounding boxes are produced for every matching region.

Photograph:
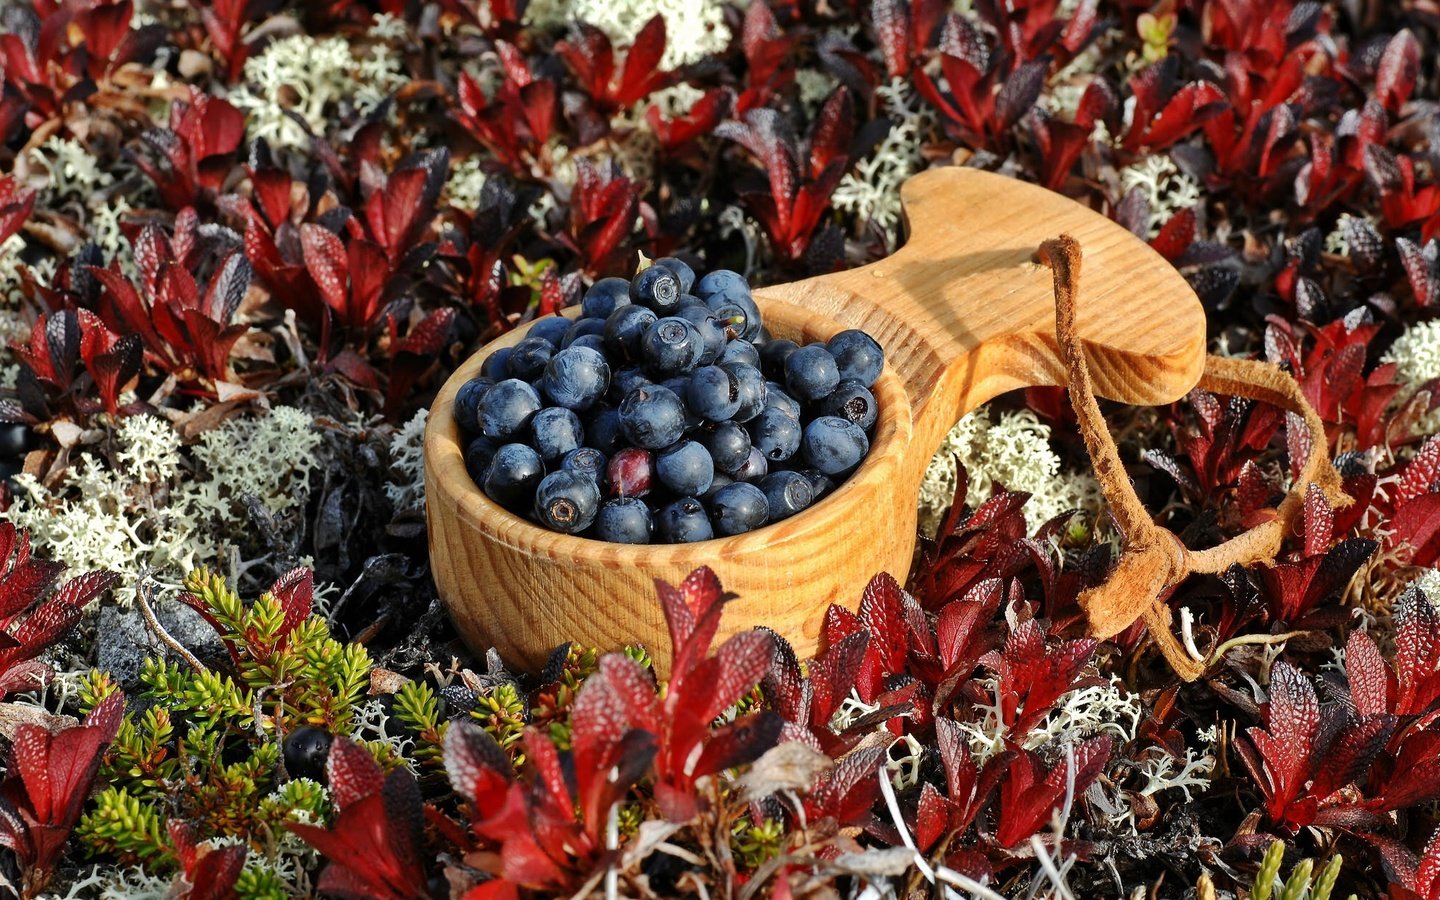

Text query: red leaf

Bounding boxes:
[326,738,385,814]
[1346,630,1393,717]
[270,567,313,638]
[300,224,350,320]
[1376,29,1421,113]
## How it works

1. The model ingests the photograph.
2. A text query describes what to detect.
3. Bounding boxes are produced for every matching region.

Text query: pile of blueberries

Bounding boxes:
[452,258,885,543]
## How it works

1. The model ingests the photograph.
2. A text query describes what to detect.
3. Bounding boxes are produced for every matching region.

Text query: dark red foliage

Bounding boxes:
[132,90,246,212]
[452,46,555,179]
[190,0,254,83]
[0,692,124,893]
[0,174,37,245]
[11,307,141,422]
[0,525,117,698]
[560,159,643,276]
[981,618,1098,737]
[734,1,799,116]
[168,820,246,900]
[646,88,731,155]
[287,738,433,900]
[716,88,856,264]
[89,210,251,387]
[556,15,669,119]
[1256,485,1375,626]
[178,567,314,666]
[994,734,1110,848]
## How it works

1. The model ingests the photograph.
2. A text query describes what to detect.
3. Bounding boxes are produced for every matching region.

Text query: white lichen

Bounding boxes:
[3,408,321,602]
[228,34,404,149]
[917,405,1103,536]
[1414,568,1440,607]
[444,154,489,211]
[524,0,730,70]
[1381,318,1440,435]
[1117,154,1202,238]
[385,408,428,514]
[29,136,114,202]
[833,77,933,241]
[957,674,1143,765]
[350,696,418,773]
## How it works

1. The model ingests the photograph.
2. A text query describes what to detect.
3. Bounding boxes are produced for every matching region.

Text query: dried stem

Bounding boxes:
[136,574,207,674]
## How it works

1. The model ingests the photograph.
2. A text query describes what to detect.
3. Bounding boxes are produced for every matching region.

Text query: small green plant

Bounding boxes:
[74,568,377,891]
[1251,840,1352,900]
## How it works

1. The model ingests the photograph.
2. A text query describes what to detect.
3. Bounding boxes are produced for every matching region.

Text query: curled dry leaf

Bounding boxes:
[736,741,834,802]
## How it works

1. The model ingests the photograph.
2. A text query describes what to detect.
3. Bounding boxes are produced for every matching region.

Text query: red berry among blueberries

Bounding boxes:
[459,265,884,541]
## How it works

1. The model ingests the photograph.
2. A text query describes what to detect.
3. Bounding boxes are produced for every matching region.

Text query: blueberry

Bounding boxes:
[543,346,611,410]
[607,447,655,498]
[732,445,769,482]
[631,265,683,314]
[657,497,714,543]
[610,367,654,402]
[481,346,513,380]
[723,363,767,423]
[821,379,877,430]
[675,304,726,364]
[659,376,702,430]
[702,471,734,500]
[762,383,802,419]
[585,405,626,454]
[653,256,696,294]
[827,329,885,387]
[760,471,815,521]
[717,338,761,368]
[749,408,802,461]
[785,344,841,402]
[604,305,658,363]
[799,468,835,500]
[708,294,763,340]
[708,482,768,535]
[454,377,493,434]
[656,440,715,496]
[479,379,542,441]
[483,443,545,508]
[283,726,333,781]
[642,317,705,374]
[561,446,608,486]
[801,416,869,475]
[694,268,750,301]
[530,407,584,462]
[687,366,741,422]
[760,339,799,381]
[582,277,632,319]
[561,317,607,348]
[528,315,572,347]
[567,333,607,354]
[619,385,687,449]
[508,336,555,380]
[699,421,752,475]
[534,470,601,534]
[463,435,499,482]
[594,498,653,544]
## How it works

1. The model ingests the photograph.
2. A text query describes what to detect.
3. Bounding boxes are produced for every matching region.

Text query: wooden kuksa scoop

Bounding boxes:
[424,168,1209,672]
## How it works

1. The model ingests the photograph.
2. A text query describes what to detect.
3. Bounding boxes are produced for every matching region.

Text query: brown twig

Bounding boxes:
[136,573,207,674]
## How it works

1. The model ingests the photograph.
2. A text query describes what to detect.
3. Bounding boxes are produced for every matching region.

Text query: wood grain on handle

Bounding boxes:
[425,166,1209,674]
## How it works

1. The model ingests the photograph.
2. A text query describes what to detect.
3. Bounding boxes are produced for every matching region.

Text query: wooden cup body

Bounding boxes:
[424,299,915,672]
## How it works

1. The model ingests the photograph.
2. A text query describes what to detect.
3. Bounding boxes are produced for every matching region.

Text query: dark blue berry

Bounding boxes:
[749,408,802,461]
[631,265,684,314]
[610,368,654,403]
[642,317,705,374]
[508,336,555,381]
[283,727,332,781]
[594,498,652,544]
[799,468,835,500]
[561,316,608,348]
[582,277,632,319]
[619,385,687,450]
[534,470,601,533]
[709,482,768,535]
[675,304,726,364]
[686,366,741,422]
[483,443,545,508]
[801,416,869,475]
[732,445,769,482]
[760,339,799,381]
[604,305,657,363]
[560,447,608,486]
[543,346,611,410]
[657,497,714,543]
[653,257,696,294]
[528,315,572,347]
[567,333,607,354]
[708,295,763,340]
[699,421,752,475]
[784,344,841,401]
[762,383,802,419]
[530,407,583,463]
[463,435,499,482]
[584,405,627,454]
[694,269,749,301]
[723,363,767,423]
[479,379,541,441]
[656,440,715,496]
[454,377,493,434]
[702,471,734,500]
[760,471,814,521]
[827,329,885,387]
[717,338,761,368]
[481,346,513,380]
[821,379,877,430]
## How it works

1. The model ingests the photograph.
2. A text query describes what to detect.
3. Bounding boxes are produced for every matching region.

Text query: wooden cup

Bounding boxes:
[424,168,1205,672]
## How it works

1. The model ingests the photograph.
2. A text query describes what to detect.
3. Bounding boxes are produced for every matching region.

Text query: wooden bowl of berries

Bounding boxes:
[424,167,1207,672]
